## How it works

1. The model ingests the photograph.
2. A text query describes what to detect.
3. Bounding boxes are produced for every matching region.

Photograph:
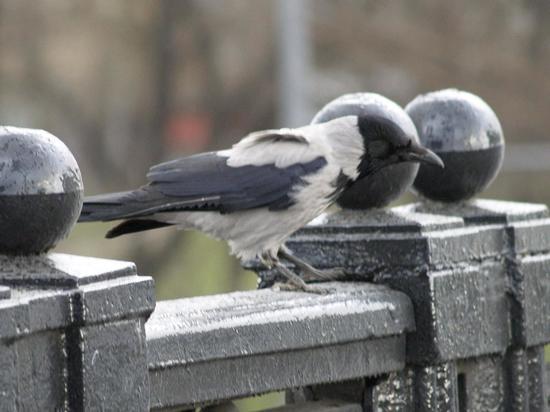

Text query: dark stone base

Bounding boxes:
[413,145,504,202]
[0,191,82,254]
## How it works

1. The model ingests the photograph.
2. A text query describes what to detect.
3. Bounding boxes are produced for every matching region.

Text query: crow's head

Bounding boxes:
[356,114,444,179]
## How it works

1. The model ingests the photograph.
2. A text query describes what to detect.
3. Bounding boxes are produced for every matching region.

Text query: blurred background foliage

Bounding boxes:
[1,1,549,409]
[1,0,549,298]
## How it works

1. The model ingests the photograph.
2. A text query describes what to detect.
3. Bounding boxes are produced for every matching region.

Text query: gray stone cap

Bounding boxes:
[301,208,463,235]
[0,126,83,195]
[0,253,154,339]
[146,282,415,369]
[0,276,156,339]
[0,253,136,288]
[406,199,548,224]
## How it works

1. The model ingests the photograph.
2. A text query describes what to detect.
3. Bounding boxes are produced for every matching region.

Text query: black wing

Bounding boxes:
[80,152,327,222]
[146,152,327,213]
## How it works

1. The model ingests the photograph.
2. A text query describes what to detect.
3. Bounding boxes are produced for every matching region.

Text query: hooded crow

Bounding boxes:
[79,115,443,292]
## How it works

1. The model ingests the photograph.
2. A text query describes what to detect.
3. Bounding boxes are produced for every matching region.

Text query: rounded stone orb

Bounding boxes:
[405,89,505,202]
[0,126,83,254]
[312,93,420,209]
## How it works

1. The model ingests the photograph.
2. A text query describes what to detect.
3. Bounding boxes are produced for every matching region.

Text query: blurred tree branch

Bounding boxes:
[526,0,550,61]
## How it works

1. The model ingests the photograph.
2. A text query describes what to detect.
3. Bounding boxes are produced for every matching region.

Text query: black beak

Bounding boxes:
[406,144,445,168]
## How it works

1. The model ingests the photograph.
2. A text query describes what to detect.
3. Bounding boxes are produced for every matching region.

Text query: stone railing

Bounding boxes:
[1,90,549,412]
[1,199,549,411]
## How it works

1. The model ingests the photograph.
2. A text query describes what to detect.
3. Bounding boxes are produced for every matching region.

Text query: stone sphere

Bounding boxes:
[312,93,420,209]
[405,89,505,202]
[0,127,83,254]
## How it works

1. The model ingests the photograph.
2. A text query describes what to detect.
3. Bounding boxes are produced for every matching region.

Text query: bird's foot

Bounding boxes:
[272,281,332,295]
[277,246,346,282]
[301,267,346,282]
[269,258,333,294]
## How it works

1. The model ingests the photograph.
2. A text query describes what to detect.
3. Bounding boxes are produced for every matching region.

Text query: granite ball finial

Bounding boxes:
[312,93,420,209]
[0,126,83,254]
[405,89,505,202]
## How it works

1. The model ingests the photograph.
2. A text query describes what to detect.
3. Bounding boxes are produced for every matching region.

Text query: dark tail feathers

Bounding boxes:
[79,191,143,222]
[79,190,174,238]
[105,219,172,238]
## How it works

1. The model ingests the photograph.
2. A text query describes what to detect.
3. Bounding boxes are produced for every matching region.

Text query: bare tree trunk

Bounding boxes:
[147,0,178,164]
[526,0,550,61]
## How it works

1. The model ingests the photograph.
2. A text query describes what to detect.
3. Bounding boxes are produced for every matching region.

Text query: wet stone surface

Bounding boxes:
[0,253,155,411]
[146,282,414,409]
[408,198,549,224]
[0,126,83,254]
[0,126,83,195]
[253,199,550,367]
[408,199,550,348]
[406,89,505,202]
[457,355,506,411]
[413,146,504,202]
[0,253,137,288]
[0,192,82,254]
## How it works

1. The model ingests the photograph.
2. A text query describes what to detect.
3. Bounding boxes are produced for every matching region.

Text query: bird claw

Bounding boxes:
[277,247,346,282]
[304,284,334,294]
[272,281,333,295]
[301,267,346,282]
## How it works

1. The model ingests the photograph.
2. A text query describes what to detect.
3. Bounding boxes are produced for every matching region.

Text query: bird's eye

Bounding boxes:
[394,139,412,155]
[369,140,391,158]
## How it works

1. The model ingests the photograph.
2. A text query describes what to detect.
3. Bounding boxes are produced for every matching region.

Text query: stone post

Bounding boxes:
[271,90,549,411]
[0,127,155,411]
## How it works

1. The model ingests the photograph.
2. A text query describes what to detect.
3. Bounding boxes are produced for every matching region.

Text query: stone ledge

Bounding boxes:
[146,283,414,410]
[0,253,137,288]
